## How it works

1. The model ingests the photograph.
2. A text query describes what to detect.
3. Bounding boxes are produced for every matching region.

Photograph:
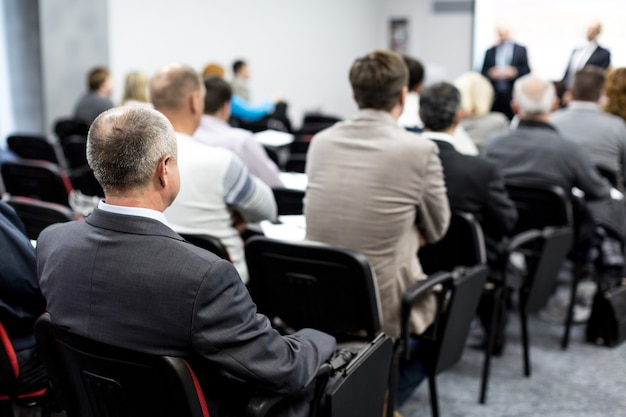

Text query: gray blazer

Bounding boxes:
[36,208,335,416]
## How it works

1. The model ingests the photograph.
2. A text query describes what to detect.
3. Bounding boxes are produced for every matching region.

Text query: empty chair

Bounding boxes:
[272,187,305,215]
[61,136,88,170]
[179,233,231,261]
[53,118,89,144]
[397,266,489,417]
[34,314,209,417]
[1,160,73,207]
[5,196,81,241]
[0,320,50,417]
[6,135,61,166]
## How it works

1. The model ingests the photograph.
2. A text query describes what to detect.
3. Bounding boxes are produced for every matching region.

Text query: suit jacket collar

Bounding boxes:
[85,208,183,240]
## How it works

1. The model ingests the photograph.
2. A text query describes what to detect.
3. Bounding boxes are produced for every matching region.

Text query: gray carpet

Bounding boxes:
[400,310,626,417]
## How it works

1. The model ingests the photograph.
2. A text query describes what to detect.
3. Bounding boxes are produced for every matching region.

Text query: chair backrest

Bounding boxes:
[5,196,80,240]
[54,119,89,144]
[505,183,573,233]
[34,314,209,417]
[6,135,60,165]
[61,136,88,170]
[284,154,307,173]
[432,265,489,374]
[245,236,381,342]
[289,140,310,155]
[418,211,487,275]
[272,187,305,215]
[523,227,574,314]
[1,160,73,207]
[179,233,231,261]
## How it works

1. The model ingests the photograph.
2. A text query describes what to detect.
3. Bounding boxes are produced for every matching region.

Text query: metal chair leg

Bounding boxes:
[479,286,500,404]
[562,260,582,349]
[428,373,439,417]
[520,305,531,377]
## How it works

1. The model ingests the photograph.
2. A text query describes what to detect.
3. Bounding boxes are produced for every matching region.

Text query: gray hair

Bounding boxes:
[87,106,177,193]
[513,74,555,116]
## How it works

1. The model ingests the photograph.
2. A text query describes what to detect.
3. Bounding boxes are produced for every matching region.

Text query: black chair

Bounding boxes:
[1,160,73,207]
[61,135,88,171]
[397,266,489,417]
[0,320,51,417]
[6,135,61,166]
[179,233,231,261]
[272,188,305,215]
[245,236,381,343]
[289,140,311,155]
[53,118,89,144]
[263,146,281,169]
[505,183,580,349]
[34,314,210,417]
[5,196,81,241]
[285,154,307,173]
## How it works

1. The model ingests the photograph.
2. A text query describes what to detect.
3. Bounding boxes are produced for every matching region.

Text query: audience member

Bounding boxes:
[481,26,531,119]
[304,49,450,408]
[151,63,276,282]
[552,66,626,190]
[121,70,152,107]
[194,76,283,188]
[0,202,48,394]
[73,66,115,125]
[202,62,226,78]
[231,59,252,101]
[454,71,510,148]
[482,74,609,200]
[562,21,611,88]
[603,67,626,122]
[397,55,425,131]
[36,106,334,417]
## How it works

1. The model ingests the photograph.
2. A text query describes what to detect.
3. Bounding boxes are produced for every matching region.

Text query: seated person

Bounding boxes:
[36,106,336,417]
[121,70,152,108]
[194,76,283,188]
[73,66,114,126]
[0,202,47,394]
[397,55,425,132]
[151,63,277,283]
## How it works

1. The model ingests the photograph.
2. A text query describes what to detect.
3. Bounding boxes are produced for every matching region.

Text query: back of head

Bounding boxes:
[402,55,424,92]
[420,82,461,132]
[202,63,226,79]
[88,67,110,92]
[572,65,605,102]
[454,71,495,116]
[204,76,232,114]
[150,63,202,112]
[87,106,177,194]
[603,67,626,120]
[513,75,556,116]
[122,71,150,104]
[349,49,408,111]
[232,60,246,76]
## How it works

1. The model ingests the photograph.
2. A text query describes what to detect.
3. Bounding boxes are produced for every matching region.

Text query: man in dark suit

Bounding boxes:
[36,106,336,417]
[481,27,531,119]
[562,21,611,88]
[0,201,48,394]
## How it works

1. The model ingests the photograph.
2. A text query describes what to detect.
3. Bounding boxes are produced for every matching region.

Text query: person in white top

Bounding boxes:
[193,76,283,188]
[150,63,276,282]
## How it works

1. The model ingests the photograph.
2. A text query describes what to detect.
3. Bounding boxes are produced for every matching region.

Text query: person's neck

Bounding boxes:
[104,193,166,213]
[520,114,550,123]
[159,110,197,136]
[424,126,456,136]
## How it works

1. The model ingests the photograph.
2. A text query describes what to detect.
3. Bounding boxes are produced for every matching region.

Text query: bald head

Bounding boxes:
[496,26,510,44]
[587,21,602,42]
[87,106,177,194]
[150,63,203,111]
[513,75,556,117]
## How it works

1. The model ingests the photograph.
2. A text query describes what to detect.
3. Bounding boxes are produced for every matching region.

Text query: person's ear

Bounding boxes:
[510,99,520,115]
[398,85,408,107]
[157,155,170,188]
[454,108,464,125]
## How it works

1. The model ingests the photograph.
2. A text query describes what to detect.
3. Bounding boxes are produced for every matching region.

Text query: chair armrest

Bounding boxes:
[400,271,454,360]
[505,229,543,252]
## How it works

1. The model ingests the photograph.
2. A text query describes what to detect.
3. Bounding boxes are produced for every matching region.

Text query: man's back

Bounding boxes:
[305,109,449,338]
[74,92,114,126]
[551,103,626,186]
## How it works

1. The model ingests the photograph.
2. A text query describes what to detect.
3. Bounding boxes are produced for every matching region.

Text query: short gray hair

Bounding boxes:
[513,75,555,116]
[87,106,177,193]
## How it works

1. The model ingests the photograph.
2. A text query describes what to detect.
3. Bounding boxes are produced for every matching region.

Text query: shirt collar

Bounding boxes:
[568,101,601,111]
[98,200,170,226]
[517,119,557,131]
[422,131,455,145]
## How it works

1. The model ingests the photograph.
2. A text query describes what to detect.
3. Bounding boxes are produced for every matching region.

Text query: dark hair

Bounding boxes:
[232,60,246,75]
[88,67,110,91]
[402,56,424,91]
[419,82,461,131]
[572,65,606,102]
[349,49,408,111]
[204,76,232,114]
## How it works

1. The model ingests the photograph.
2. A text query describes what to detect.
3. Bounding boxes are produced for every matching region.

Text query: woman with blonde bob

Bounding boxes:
[121,71,152,107]
[454,71,509,148]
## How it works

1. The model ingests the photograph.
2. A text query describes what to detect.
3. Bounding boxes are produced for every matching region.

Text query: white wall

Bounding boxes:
[108,0,383,128]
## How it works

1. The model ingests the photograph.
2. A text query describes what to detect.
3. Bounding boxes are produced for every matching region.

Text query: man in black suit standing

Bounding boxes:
[562,21,611,88]
[36,106,335,416]
[481,27,531,120]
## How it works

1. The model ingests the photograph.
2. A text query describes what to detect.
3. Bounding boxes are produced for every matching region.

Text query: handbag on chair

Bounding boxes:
[586,281,626,347]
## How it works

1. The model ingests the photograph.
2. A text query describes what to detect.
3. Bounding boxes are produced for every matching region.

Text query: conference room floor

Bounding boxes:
[400,308,626,417]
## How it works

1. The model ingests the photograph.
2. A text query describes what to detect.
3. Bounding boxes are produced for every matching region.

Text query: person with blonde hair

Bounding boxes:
[121,70,151,107]
[603,67,626,122]
[455,71,509,148]
[201,62,226,78]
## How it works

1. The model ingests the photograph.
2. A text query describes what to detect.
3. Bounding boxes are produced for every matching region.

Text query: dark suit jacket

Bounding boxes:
[429,138,517,259]
[36,208,335,416]
[562,45,611,84]
[0,202,46,350]
[481,43,531,89]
